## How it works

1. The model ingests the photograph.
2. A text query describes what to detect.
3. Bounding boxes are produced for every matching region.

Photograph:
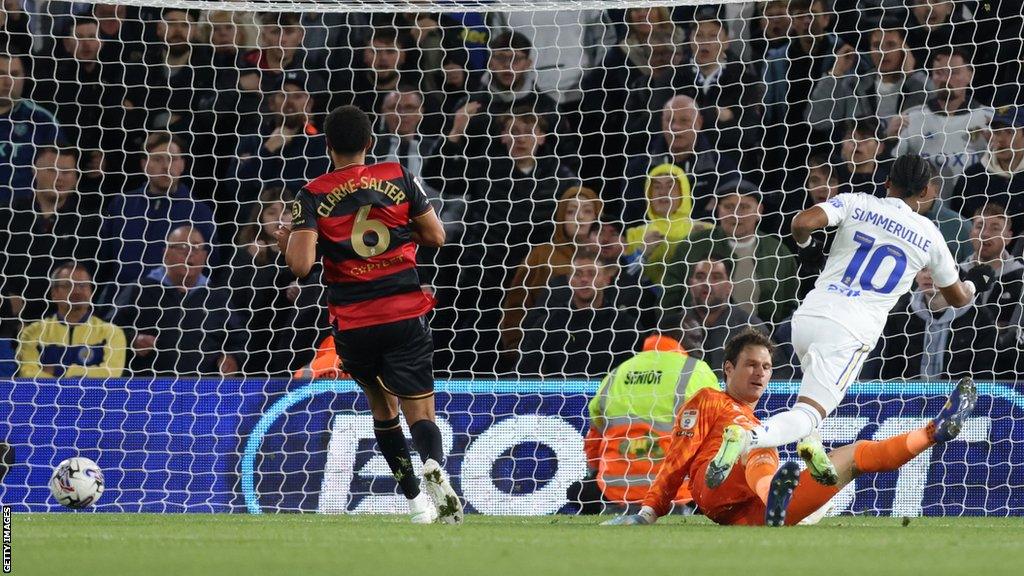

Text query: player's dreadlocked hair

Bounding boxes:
[722,329,776,371]
[324,105,373,155]
[888,153,935,197]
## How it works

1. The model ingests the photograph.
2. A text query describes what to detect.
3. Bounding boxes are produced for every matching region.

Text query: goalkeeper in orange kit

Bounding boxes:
[603,330,978,527]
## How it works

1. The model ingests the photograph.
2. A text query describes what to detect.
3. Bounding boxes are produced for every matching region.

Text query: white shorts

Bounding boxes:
[790,315,872,414]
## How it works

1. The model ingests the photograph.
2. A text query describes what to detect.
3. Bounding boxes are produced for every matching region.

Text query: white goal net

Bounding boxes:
[0,0,1021,516]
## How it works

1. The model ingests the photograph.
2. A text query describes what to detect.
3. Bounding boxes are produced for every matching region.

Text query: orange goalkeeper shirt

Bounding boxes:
[642,387,765,518]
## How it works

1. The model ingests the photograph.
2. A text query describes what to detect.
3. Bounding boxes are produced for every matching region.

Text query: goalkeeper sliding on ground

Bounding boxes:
[603,330,978,527]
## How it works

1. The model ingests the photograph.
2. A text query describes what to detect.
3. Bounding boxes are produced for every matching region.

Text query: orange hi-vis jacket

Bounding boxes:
[642,387,765,520]
[293,336,348,380]
[585,351,719,504]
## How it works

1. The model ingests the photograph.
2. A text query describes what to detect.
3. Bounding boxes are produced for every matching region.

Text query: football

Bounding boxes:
[49,457,104,509]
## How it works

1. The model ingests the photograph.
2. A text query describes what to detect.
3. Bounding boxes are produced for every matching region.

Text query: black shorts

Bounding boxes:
[333,315,435,399]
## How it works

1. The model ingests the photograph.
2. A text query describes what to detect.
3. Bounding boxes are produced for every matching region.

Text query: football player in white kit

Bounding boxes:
[706,154,994,488]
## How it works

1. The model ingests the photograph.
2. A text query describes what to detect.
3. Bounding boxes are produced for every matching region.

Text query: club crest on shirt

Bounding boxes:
[680,409,698,430]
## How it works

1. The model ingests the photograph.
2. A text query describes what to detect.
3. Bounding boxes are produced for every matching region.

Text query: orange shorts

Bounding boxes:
[692,464,837,526]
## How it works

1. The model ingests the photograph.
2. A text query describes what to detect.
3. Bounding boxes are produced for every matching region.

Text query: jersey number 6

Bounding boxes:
[352,204,391,258]
[841,231,908,294]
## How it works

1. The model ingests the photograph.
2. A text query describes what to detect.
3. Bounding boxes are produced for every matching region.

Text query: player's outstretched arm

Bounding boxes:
[410,207,446,248]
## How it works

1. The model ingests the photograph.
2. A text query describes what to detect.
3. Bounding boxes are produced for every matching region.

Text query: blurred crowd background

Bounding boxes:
[0,1,1022,382]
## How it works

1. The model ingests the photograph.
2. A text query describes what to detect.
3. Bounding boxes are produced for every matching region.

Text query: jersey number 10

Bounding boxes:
[840,232,908,294]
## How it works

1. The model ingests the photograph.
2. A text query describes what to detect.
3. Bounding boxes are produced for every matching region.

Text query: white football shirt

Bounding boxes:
[794,193,960,344]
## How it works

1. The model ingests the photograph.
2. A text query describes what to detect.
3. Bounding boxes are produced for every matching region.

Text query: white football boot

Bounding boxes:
[409,492,438,524]
[420,458,464,524]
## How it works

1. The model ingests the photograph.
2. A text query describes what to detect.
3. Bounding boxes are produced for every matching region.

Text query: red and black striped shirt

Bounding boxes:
[291,162,434,330]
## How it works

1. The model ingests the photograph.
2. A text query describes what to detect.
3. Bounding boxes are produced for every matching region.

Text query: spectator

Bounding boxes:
[579,9,686,183]
[0,52,61,202]
[111,225,244,376]
[623,94,736,223]
[663,180,798,325]
[459,31,559,143]
[372,87,445,216]
[804,153,841,205]
[835,117,890,198]
[915,171,974,262]
[684,9,764,155]
[953,106,1024,231]
[16,263,126,378]
[239,12,309,95]
[896,47,993,198]
[806,21,928,138]
[226,70,329,229]
[761,0,842,189]
[224,187,322,375]
[439,108,575,375]
[0,1,32,57]
[502,186,602,351]
[903,0,974,74]
[957,204,1024,375]
[31,16,126,201]
[100,132,216,292]
[125,8,216,135]
[661,258,766,378]
[576,334,717,513]
[518,255,639,378]
[498,9,609,106]
[755,0,791,54]
[93,3,145,66]
[438,48,472,116]
[344,26,418,117]
[597,220,662,329]
[623,163,705,287]
[0,147,100,326]
[869,269,997,381]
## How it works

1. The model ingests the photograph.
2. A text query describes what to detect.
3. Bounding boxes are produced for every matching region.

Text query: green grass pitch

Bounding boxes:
[13,514,1023,575]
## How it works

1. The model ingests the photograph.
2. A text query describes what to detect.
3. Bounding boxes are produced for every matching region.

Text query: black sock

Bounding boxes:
[410,419,444,464]
[373,417,420,499]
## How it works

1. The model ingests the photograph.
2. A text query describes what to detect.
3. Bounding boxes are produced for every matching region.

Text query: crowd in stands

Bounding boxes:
[0,1,1022,381]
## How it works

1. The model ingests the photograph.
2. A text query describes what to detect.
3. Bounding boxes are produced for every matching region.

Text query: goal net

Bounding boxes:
[1,0,1022,517]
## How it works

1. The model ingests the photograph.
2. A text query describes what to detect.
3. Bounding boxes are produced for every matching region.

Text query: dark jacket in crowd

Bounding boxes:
[110,268,245,376]
[0,197,101,323]
[872,293,998,381]
[0,100,61,202]
[953,156,1024,233]
[100,184,217,289]
[518,286,640,378]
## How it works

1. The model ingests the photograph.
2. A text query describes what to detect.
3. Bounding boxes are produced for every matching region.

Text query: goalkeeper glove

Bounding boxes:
[964,264,995,296]
[796,235,826,270]
[601,506,657,526]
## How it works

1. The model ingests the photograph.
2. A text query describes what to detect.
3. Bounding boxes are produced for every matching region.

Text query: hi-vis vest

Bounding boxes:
[588,351,719,503]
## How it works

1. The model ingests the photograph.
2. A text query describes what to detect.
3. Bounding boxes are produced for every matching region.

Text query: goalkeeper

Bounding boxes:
[604,330,977,527]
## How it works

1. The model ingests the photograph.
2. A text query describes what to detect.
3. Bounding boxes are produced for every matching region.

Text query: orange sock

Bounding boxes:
[853,426,935,474]
[786,470,841,525]
[744,448,780,504]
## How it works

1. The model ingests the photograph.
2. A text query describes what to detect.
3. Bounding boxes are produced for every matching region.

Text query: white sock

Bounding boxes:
[747,403,822,450]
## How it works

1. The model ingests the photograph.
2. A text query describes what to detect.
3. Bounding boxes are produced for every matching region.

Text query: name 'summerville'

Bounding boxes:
[850,208,931,252]
[318,176,407,217]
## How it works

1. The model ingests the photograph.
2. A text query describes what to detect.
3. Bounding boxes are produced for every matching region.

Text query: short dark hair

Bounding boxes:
[259,12,301,26]
[162,7,199,21]
[845,116,883,141]
[489,30,532,52]
[72,16,99,30]
[144,131,185,153]
[931,45,973,68]
[888,153,935,197]
[324,105,373,155]
[723,329,775,371]
[974,202,1008,219]
[34,146,79,163]
[690,256,733,279]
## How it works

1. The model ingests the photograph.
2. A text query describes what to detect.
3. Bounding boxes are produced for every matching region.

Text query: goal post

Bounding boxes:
[0,0,1021,516]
